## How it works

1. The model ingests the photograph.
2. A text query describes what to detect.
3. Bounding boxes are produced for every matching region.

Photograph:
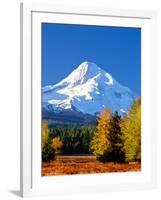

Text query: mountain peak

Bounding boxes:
[78,61,99,68]
[60,61,104,85]
[77,61,101,73]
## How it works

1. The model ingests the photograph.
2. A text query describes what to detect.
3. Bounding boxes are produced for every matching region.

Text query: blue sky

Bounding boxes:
[42,23,141,95]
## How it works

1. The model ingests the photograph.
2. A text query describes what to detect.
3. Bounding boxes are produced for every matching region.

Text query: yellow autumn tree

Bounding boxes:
[121,98,141,162]
[42,121,48,144]
[90,108,111,162]
[42,121,55,162]
[52,137,63,154]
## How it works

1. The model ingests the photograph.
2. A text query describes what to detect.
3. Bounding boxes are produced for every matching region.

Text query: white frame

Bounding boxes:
[20,2,157,197]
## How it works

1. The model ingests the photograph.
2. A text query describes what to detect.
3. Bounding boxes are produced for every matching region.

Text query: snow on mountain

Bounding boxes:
[43,61,137,116]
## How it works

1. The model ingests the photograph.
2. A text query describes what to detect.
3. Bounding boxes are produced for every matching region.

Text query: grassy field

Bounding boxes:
[42,155,141,176]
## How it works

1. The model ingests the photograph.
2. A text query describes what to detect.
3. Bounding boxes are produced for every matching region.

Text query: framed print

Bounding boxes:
[20,2,157,197]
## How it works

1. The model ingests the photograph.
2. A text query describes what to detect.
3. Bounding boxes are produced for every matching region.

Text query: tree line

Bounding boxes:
[42,98,141,163]
[42,123,95,161]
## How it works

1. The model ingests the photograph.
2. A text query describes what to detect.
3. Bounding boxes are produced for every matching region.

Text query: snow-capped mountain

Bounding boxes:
[43,61,136,118]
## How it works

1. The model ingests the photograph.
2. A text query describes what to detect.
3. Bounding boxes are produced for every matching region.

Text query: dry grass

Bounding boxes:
[42,155,141,176]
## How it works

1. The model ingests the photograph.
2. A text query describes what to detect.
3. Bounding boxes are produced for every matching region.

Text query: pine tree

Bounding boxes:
[90,108,111,162]
[121,98,141,162]
[107,112,125,163]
